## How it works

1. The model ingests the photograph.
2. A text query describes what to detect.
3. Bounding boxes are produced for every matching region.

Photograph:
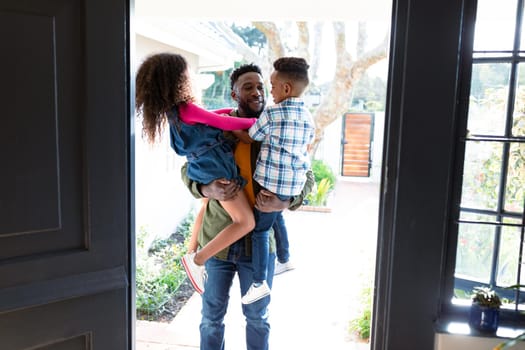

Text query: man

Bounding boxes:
[182,63,313,350]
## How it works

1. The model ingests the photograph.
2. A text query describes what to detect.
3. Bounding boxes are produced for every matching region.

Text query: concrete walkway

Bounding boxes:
[136,178,379,349]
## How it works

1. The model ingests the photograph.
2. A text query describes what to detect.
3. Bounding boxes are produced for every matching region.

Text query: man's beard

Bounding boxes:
[239,99,265,118]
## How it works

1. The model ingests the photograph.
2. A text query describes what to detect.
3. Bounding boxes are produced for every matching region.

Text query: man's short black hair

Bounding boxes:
[230,63,263,91]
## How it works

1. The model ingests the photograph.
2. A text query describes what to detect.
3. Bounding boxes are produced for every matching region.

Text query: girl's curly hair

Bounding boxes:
[135,53,195,144]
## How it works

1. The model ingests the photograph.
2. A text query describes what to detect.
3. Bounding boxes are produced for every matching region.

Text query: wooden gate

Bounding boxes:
[341,113,374,177]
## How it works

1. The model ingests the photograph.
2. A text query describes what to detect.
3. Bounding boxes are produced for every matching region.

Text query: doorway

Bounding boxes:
[132,2,391,348]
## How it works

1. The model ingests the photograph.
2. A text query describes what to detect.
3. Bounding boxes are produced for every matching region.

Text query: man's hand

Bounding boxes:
[232,129,253,144]
[200,178,241,201]
[255,189,290,212]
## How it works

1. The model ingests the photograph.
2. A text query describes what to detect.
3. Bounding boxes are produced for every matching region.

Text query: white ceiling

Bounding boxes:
[135,0,392,21]
[133,0,393,75]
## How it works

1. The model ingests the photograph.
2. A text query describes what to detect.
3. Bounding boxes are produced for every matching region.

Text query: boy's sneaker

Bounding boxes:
[274,260,295,275]
[181,252,206,294]
[241,280,271,304]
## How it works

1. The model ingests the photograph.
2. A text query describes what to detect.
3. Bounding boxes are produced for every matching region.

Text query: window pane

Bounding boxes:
[469,63,511,135]
[461,141,503,211]
[513,65,525,137]
[455,221,495,282]
[474,0,518,51]
[496,222,523,287]
[505,142,525,213]
[452,0,525,316]
[521,2,525,51]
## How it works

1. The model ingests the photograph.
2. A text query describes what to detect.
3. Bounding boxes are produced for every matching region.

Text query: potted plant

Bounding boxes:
[493,284,525,349]
[469,286,502,334]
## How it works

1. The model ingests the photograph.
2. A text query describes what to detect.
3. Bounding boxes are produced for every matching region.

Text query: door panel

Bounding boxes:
[0,0,132,348]
[1,1,85,259]
[0,289,127,349]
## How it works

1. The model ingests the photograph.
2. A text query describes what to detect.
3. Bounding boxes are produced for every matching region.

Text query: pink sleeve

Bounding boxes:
[212,108,234,115]
[179,103,256,130]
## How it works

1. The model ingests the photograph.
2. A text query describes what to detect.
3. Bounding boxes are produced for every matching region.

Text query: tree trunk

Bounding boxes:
[240,21,389,155]
[310,22,388,154]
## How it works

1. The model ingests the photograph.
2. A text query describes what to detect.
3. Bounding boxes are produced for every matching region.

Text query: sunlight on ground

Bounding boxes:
[136,179,379,350]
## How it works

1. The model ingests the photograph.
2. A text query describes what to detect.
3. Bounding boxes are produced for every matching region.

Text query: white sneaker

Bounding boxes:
[274,260,295,275]
[181,252,206,294]
[241,281,271,304]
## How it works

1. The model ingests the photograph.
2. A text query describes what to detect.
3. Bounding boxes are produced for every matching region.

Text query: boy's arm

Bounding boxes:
[248,111,270,141]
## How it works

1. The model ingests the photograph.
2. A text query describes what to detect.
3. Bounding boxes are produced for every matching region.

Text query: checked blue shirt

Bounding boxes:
[248,97,315,197]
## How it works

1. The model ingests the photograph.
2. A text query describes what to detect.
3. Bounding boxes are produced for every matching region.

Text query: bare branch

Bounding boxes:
[252,21,285,62]
[310,22,324,83]
[309,21,388,153]
[296,22,310,62]
[223,20,389,155]
[357,22,367,57]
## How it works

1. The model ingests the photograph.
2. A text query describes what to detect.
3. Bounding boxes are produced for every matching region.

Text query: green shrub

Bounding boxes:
[305,159,336,206]
[349,308,371,340]
[311,159,336,186]
[136,211,195,320]
[306,178,332,206]
[348,286,372,341]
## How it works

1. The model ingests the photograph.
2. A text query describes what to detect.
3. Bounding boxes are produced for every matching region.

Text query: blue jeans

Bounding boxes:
[272,212,290,264]
[252,209,283,282]
[200,239,275,350]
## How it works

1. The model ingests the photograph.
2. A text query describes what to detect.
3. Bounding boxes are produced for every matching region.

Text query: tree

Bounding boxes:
[214,21,389,155]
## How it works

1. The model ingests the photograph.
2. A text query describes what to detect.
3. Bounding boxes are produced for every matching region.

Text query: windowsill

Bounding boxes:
[439,300,525,339]
[435,319,525,350]
[438,321,525,339]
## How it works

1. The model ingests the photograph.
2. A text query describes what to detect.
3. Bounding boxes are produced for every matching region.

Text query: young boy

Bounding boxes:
[241,57,315,304]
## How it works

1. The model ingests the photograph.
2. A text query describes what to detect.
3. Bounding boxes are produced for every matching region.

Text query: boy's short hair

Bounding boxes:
[273,57,310,86]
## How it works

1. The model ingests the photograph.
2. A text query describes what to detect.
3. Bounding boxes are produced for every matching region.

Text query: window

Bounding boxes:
[452,0,525,318]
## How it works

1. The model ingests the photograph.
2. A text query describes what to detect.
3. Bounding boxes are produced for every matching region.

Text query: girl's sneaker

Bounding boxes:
[181,252,206,294]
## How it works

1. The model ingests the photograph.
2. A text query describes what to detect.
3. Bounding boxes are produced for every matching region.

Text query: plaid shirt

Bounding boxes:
[249,97,315,196]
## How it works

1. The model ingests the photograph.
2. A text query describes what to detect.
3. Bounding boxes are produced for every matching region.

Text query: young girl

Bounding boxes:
[135,52,257,294]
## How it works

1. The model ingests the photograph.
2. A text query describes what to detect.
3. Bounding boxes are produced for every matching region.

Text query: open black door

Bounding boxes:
[0,0,133,349]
